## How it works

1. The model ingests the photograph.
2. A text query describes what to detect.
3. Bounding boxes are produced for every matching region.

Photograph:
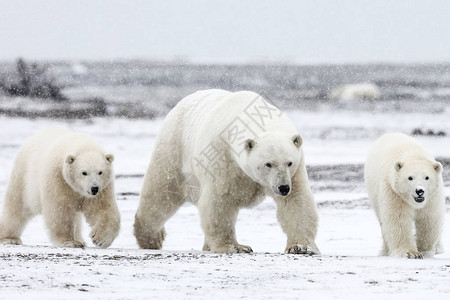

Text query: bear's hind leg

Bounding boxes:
[134,127,189,250]
[0,210,30,245]
[0,175,32,245]
[0,207,29,245]
[134,174,186,249]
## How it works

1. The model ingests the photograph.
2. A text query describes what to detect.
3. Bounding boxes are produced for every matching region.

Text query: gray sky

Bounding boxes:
[1,0,449,63]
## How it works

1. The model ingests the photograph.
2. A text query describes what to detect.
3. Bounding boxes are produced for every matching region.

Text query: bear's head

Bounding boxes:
[63,151,114,198]
[243,133,303,197]
[391,159,442,208]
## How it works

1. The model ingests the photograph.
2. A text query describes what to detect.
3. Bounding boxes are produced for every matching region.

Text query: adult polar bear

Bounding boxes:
[365,133,444,259]
[135,89,320,254]
[0,128,120,248]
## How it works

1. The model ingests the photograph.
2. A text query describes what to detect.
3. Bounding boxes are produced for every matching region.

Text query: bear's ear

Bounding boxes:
[395,162,403,171]
[105,154,114,163]
[66,155,76,164]
[434,161,442,173]
[292,134,302,148]
[244,139,256,153]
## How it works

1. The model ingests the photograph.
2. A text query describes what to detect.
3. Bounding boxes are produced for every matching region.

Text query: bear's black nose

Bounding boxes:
[415,188,424,196]
[91,186,99,195]
[278,185,290,196]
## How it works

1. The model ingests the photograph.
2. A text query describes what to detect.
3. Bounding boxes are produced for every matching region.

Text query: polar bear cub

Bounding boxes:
[365,132,444,258]
[134,89,320,254]
[0,128,120,248]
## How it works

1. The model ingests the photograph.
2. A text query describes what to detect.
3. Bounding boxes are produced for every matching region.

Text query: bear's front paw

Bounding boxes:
[390,249,423,259]
[89,227,116,249]
[211,243,253,254]
[286,244,318,255]
[0,237,22,245]
[62,240,86,248]
[234,244,253,254]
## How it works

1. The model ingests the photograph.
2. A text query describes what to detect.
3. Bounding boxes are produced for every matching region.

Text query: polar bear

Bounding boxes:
[0,128,120,248]
[134,89,320,254]
[330,83,380,101]
[365,132,444,259]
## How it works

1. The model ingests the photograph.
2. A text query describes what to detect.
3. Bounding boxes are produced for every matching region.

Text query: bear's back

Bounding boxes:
[176,89,297,154]
[368,133,433,168]
[17,128,103,187]
[16,128,71,171]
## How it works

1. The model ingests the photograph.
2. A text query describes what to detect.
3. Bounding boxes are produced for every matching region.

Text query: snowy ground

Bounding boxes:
[1,109,450,299]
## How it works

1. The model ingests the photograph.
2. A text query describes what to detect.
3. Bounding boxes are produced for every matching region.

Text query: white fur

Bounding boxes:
[331,82,380,100]
[0,128,120,248]
[365,132,444,259]
[134,89,320,254]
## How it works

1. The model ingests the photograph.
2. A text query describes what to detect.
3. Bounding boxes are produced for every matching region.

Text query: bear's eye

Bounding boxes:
[265,163,272,168]
[408,176,413,181]
[288,162,293,167]
[98,171,103,175]
[425,176,429,180]
[82,172,88,176]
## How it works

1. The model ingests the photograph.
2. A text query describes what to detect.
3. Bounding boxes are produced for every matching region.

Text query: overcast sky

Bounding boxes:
[1,0,449,63]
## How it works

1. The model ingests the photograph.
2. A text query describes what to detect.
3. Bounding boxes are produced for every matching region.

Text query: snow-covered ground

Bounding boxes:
[0,109,450,299]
